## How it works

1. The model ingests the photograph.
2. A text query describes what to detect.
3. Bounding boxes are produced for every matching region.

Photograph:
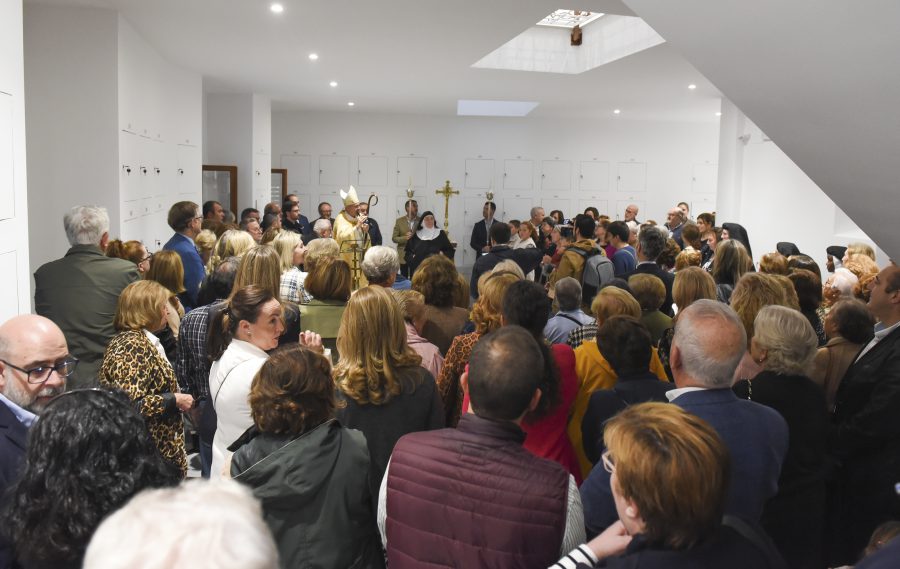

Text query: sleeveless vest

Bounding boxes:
[386,414,569,568]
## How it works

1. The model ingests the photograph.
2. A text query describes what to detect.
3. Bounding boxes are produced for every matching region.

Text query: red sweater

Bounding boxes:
[462,343,582,484]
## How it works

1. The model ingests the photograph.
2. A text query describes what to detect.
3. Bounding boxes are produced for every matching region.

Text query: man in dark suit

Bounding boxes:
[282,199,312,237]
[469,201,503,256]
[470,224,543,299]
[1,315,72,566]
[34,206,139,387]
[163,201,206,312]
[829,264,900,564]
[622,225,675,316]
[579,300,788,536]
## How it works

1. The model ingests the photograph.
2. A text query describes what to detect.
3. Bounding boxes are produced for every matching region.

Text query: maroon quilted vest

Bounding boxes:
[386,414,569,569]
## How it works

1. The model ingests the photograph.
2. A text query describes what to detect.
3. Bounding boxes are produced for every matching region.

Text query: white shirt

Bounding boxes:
[665,386,707,401]
[208,339,268,478]
[0,393,37,428]
[143,329,167,361]
[855,319,900,362]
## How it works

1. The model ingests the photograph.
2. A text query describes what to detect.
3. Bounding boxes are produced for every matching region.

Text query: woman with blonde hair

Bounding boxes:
[272,230,311,304]
[730,272,794,382]
[569,287,669,476]
[334,285,444,490]
[194,229,217,267]
[99,280,194,475]
[300,256,351,356]
[107,239,151,274]
[733,305,826,568]
[437,272,517,427]
[207,229,255,275]
[843,242,876,263]
[145,250,186,339]
[303,237,340,273]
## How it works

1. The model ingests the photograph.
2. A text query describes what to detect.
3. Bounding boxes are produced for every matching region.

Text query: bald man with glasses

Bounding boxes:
[0,314,74,567]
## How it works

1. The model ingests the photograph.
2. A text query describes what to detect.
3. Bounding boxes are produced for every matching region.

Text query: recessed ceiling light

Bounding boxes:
[308,53,319,61]
[715,111,722,116]
[347,102,355,107]
[269,3,284,13]
[688,84,697,90]
[613,109,621,114]
[329,81,338,87]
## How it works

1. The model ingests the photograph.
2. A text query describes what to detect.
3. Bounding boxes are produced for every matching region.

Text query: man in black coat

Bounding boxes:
[282,199,312,237]
[470,224,543,299]
[622,226,675,316]
[469,201,504,256]
[829,263,900,565]
[359,203,382,246]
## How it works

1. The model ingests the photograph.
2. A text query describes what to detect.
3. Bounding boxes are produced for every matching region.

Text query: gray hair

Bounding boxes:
[529,206,544,219]
[673,299,747,388]
[830,268,858,297]
[362,246,400,285]
[555,277,582,312]
[638,226,666,261]
[752,305,818,376]
[83,479,278,569]
[313,218,331,236]
[64,206,109,246]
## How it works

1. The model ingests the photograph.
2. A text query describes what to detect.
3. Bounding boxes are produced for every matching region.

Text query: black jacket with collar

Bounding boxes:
[469,245,543,299]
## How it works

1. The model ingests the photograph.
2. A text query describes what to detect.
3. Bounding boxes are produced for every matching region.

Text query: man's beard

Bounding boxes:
[2,379,64,415]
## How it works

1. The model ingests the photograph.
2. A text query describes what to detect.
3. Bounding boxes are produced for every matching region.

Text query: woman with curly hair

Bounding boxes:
[2,388,179,569]
[437,272,518,427]
[334,285,444,490]
[206,229,255,275]
[412,254,468,355]
[99,280,194,475]
[231,346,385,569]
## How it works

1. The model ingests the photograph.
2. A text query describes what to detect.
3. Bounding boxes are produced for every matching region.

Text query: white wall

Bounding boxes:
[0,0,32,319]
[716,99,886,272]
[24,4,119,272]
[205,93,253,209]
[272,110,720,268]
[25,5,202,274]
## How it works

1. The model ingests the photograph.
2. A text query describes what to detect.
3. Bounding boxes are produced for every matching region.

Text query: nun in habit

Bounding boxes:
[404,211,455,276]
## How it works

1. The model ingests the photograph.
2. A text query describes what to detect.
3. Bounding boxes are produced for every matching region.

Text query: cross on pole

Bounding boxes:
[435,180,459,237]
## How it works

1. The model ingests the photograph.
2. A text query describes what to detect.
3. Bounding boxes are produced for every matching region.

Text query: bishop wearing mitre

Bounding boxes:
[333,185,370,286]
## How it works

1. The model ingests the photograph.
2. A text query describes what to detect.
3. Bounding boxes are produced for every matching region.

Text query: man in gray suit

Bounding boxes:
[34,206,140,388]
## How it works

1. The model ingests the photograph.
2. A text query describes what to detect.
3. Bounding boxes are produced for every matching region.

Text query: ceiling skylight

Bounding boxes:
[537,9,604,28]
[457,100,539,117]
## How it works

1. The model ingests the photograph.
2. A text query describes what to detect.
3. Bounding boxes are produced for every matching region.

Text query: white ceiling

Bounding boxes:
[28,0,721,121]
[623,0,900,257]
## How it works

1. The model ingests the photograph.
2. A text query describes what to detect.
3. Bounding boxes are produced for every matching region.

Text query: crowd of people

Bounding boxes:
[1,194,898,569]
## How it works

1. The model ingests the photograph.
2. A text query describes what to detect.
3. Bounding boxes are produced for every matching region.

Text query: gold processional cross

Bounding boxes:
[435,180,459,238]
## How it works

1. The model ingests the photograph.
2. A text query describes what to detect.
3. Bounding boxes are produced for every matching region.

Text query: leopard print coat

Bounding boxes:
[99,329,187,475]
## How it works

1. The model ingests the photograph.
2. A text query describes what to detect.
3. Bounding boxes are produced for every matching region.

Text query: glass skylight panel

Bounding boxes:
[537,9,604,28]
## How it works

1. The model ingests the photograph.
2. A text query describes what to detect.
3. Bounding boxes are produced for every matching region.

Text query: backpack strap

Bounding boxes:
[553,313,583,327]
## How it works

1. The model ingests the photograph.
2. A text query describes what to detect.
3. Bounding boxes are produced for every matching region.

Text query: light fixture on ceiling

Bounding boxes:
[308,53,319,61]
[347,102,355,107]
[269,3,284,14]
[688,84,697,90]
[715,111,722,116]
[613,109,621,114]
[329,81,338,87]
[537,9,604,28]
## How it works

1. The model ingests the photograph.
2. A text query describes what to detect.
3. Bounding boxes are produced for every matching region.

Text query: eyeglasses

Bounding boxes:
[140,253,154,263]
[601,450,615,474]
[1,357,79,384]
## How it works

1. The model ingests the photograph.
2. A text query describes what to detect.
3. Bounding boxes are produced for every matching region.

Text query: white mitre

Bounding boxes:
[340,186,361,207]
